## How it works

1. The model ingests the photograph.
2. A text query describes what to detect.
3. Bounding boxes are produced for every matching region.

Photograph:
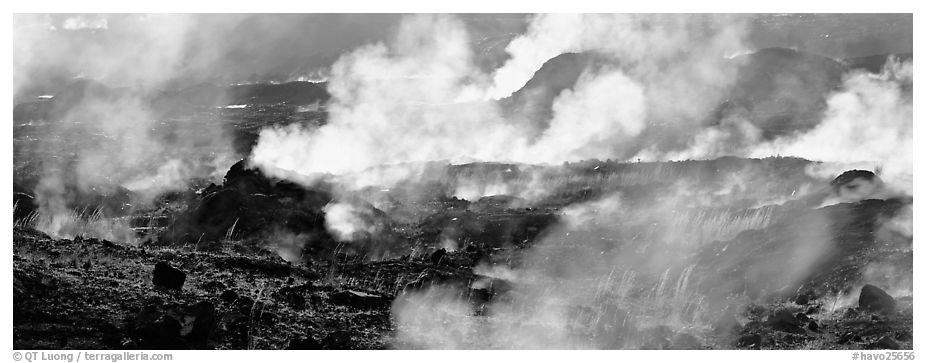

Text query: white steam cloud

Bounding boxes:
[251,14,517,179]
[15,14,195,96]
[485,14,745,102]
[528,69,647,163]
[251,14,748,190]
[391,187,774,348]
[323,202,380,242]
[15,14,239,243]
[750,57,913,194]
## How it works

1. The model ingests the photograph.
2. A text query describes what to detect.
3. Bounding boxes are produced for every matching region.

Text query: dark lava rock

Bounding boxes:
[429,248,447,265]
[837,331,863,344]
[830,170,886,201]
[794,293,811,305]
[859,284,896,315]
[130,304,185,349]
[237,296,255,308]
[275,283,313,309]
[152,262,185,290]
[807,321,819,332]
[134,315,185,349]
[746,304,767,317]
[213,256,293,277]
[220,289,239,303]
[894,330,913,342]
[867,336,900,350]
[795,312,810,323]
[894,331,912,342]
[182,301,216,347]
[402,269,448,292]
[831,169,877,188]
[844,307,860,319]
[101,239,118,249]
[831,169,882,194]
[418,206,557,251]
[468,287,493,305]
[236,296,256,315]
[287,336,323,350]
[258,312,278,324]
[322,330,352,349]
[329,289,388,310]
[164,159,335,247]
[737,334,762,349]
[128,301,216,349]
[767,310,805,334]
[467,277,513,305]
[202,280,226,291]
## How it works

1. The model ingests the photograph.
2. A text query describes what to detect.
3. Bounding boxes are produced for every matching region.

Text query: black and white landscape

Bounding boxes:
[12,13,913,350]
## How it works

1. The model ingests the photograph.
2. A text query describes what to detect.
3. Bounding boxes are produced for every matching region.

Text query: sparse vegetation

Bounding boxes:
[15,206,137,245]
[11,13,913,349]
[12,156,913,350]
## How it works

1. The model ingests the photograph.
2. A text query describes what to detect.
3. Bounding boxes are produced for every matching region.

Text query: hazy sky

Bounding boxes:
[13,13,912,99]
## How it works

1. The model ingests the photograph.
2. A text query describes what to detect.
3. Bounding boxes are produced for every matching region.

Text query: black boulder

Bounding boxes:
[152,262,186,290]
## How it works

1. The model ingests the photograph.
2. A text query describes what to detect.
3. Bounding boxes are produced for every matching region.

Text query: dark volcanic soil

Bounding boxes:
[11,47,914,349]
[12,162,914,349]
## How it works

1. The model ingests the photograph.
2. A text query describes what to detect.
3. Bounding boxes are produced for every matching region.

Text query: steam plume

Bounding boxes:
[250,14,749,189]
[751,57,913,194]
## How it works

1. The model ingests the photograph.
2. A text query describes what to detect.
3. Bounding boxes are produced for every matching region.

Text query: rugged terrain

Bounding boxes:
[12,156,913,350]
[12,46,913,350]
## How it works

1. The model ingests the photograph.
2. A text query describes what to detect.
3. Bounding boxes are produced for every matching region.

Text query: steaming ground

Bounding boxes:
[12,157,914,349]
[13,13,913,350]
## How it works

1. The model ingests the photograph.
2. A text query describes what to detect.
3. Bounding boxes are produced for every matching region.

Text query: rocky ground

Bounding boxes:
[11,218,914,350]
[12,159,914,350]
[11,42,915,350]
[14,226,396,349]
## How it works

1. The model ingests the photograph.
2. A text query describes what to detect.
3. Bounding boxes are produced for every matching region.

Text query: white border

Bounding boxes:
[2,4,921,362]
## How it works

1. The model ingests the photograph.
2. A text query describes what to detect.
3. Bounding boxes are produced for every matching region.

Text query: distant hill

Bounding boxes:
[844,52,913,74]
[496,52,610,137]
[718,47,847,138]
[14,48,912,134]
[496,47,861,141]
